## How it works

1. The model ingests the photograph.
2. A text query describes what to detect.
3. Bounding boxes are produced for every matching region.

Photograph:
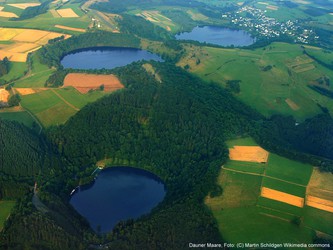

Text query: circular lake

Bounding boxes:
[70,167,166,233]
[175,26,255,47]
[61,47,163,69]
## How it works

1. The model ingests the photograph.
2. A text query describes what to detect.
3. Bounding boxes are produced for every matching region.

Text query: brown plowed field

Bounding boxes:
[229,146,269,163]
[63,73,124,94]
[261,187,304,207]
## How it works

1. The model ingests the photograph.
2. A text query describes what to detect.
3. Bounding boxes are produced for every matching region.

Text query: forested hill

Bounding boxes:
[47,62,261,248]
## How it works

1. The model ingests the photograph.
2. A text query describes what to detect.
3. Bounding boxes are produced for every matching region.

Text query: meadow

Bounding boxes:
[179,42,333,121]
[206,137,333,244]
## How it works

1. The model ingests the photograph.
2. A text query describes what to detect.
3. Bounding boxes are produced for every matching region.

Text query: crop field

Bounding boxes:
[229,146,269,163]
[56,8,79,18]
[179,42,333,120]
[0,200,15,232]
[134,10,177,31]
[0,28,69,62]
[20,86,108,127]
[14,54,54,88]
[54,25,85,32]
[207,137,333,243]
[63,73,124,94]
[7,3,40,9]
[0,88,9,102]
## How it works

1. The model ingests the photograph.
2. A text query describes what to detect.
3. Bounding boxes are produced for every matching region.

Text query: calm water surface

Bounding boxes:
[61,47,163,69]
[176,26,255,46]
[70,167,166,233]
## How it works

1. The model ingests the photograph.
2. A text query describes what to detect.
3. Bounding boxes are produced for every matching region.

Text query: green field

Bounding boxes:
[14,54,54,88]
[213,206,314,244]
[20,87,107,127]
[0,201,15,232]
[0,110,36,128]
[0,62,26,82]
[266,153,313,186]
[206,137,333,244]
[180,43,333,120]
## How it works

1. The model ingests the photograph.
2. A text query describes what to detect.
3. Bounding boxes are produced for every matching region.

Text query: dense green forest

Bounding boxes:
[45,62,260,248]
[0,57,10,77]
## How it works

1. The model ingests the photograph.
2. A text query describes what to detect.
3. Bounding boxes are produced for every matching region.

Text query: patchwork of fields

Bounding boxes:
[179,43,333,120]
[206,137,333,244]
[0,28,70,62]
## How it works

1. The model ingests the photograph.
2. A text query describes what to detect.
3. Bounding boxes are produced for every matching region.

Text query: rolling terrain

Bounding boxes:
[0,0,332,248]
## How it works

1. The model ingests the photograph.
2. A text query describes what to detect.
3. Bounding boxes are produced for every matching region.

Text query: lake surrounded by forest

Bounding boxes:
[70,167,166,233]
[61,47,163,69]
[176,26,255,46]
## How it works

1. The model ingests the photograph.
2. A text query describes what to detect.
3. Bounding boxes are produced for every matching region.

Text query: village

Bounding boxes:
[221,5,319,44]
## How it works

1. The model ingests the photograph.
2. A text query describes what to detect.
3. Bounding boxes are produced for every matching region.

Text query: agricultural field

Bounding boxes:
[132,10,178,32]
[206,137,333,244]
[179,42,333,121]
[63,73,124,94]
[0,200,15,232]
[20,87,108,127]
[0,27,70,62]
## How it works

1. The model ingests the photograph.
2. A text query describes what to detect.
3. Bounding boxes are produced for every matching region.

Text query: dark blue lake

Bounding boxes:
[176,26,255,47]
[61,47,163,69]
[70,167,166,233]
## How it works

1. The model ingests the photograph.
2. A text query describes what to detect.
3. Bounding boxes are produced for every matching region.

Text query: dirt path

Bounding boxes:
[222,166,307,187]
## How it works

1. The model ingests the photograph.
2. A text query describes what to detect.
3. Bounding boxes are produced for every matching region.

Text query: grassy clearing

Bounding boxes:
[0,200,15,232]
[179,42,333,120]
[226,137,258,147]
[0,111,35,128]
[266,153,313,186]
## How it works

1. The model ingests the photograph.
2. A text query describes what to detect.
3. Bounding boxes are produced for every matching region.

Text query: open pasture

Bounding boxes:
[63,73,124,94]
[180,42,333,120]
[0,28,69,62]
[229,146,269,163]
[54,25,85,32]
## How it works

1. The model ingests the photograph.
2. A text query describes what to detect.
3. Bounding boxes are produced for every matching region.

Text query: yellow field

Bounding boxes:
[0,89,9,102]
[0,11,17,18]
[54,25,85,32]
[0,28,69,62]
[15,88,37,96]
[306,195,333,213]
[229,146,269,163]
[261,187,304,207]
[56,8,78,18]
[285,98,300,110]
[7,3,40,9]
